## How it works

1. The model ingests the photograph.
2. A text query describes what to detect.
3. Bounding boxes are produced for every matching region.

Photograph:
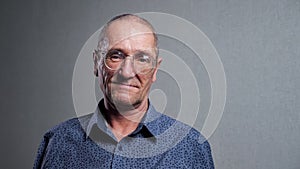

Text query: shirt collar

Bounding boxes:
[86,102,110,139]
[86,99,163,139]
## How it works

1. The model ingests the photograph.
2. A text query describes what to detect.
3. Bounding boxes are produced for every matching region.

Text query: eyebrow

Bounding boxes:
[108,48,155,57]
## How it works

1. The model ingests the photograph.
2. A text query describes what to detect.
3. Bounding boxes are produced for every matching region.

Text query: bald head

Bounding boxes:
[107,14,156,33]
[97,14,158,56]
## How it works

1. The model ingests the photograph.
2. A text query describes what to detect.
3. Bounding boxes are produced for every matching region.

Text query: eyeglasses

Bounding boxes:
[97,49,157,74]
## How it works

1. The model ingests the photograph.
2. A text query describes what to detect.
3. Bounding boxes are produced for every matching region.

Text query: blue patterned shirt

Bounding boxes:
[34,100,214,169]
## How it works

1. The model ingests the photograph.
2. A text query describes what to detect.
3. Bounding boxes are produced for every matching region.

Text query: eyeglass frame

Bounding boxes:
[95,48,158,74]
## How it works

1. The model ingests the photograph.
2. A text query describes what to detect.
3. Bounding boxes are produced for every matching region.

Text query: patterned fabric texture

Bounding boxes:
[34,100,214,169]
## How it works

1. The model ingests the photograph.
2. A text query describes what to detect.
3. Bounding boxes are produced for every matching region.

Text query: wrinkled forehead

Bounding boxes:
[106,20,156,52]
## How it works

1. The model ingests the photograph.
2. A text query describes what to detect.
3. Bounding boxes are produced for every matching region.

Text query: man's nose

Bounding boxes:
[118,57,135,78]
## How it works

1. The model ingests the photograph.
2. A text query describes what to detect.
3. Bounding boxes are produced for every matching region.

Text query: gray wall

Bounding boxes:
[1,0,299,168]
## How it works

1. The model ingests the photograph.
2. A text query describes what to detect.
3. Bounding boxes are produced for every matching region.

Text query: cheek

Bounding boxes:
[100,67,114,87]
[140,74,154,90]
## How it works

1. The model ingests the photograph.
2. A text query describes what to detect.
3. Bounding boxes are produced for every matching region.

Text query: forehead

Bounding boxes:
[106,19,156,51]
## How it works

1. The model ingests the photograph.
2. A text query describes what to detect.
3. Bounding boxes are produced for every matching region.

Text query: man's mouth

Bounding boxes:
[111,82,139,88]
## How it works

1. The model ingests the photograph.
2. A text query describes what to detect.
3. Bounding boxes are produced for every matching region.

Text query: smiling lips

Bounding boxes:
[111,82,139,89]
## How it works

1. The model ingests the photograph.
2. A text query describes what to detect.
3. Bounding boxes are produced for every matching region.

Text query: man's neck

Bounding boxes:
[102,99,148,141]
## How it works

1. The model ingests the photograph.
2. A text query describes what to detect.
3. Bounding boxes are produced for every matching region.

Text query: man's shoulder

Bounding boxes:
[154,112,208,145]
[44,113,93,139]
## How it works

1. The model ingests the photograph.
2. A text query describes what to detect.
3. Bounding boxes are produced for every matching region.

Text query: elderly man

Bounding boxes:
[34,14,214,169]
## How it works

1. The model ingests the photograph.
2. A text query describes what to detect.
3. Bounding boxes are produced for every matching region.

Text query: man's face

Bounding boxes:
[95,19,161,109]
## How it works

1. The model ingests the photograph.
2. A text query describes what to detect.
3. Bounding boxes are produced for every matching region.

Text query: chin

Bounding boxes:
[111,94,141,110]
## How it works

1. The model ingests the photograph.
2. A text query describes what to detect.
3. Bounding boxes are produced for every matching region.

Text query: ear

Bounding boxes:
[93,51,99,77]
[152,57,162,82]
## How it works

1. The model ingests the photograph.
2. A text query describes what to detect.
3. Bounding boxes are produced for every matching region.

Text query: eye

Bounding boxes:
[110,54,122,62]
[106,50,124,62]
[135,54,151,64]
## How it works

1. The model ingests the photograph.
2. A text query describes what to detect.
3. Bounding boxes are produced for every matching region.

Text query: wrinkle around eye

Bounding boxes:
[135,54,152,63]
[109,55,123,62]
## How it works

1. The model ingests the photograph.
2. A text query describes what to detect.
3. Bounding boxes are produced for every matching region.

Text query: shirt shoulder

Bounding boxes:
[43,113,93,140]
[153,112,207,143]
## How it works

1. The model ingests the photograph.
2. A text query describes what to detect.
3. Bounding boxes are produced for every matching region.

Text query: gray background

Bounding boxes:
[1,0,299,168]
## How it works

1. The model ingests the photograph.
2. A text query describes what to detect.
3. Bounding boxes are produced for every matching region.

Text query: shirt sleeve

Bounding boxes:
[33,132,51,169]
[194,140,215,169]
[204,140,215,169]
